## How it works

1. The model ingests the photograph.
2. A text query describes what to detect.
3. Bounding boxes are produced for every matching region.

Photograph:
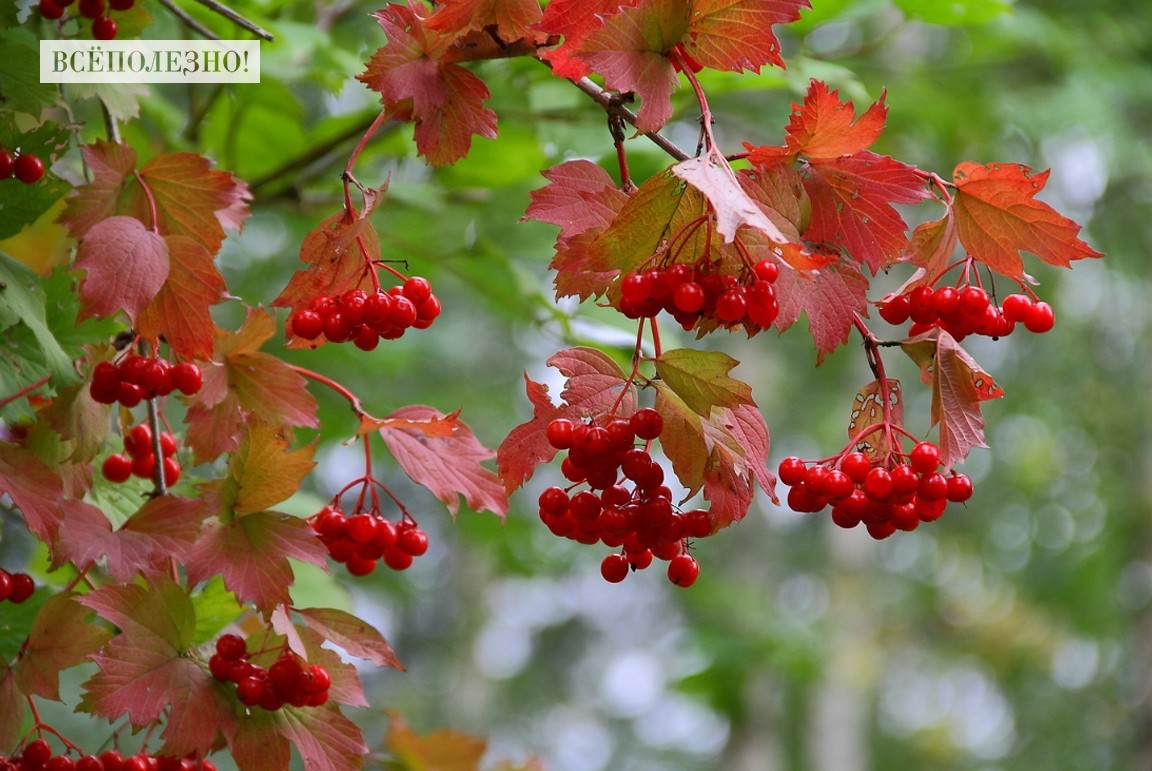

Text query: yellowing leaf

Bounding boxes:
[227,419,317,515]
[847,378,904,462]
[654,348,754,417]
[16,592,113,701]
[386,711,488,771]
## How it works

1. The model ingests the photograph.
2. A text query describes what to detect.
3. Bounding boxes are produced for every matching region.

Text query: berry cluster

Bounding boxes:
[0,742,216,771]
[0,147,45,185]
[879,284,1055,340]
[0,569,35,604]
[538,408,706,587]
[89,355,202,407]
[778,441,974,539]
[309,505,429,576]
[208,634,331,711]
[101,423,181,486]
[617,259,779,333]
[289,276,442,350]
[38,0,137,40]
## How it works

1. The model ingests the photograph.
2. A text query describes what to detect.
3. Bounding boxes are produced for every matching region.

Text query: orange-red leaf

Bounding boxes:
[952,161,1103,278]
[907,211,960,282]
[847,378,904,462]
[136,235,225,360]
[788,79,886,158]
[774,258,869,363]
[74,215,169,323]
[931,332,1005,468]
[538,0,642,79]
[683,0,810,72]
[379,405,508,518]
[386,711,488,771]
[424,0,543,43]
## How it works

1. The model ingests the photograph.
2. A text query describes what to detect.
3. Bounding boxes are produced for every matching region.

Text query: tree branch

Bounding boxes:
[571,77,690,162]
[249,112,396,195]
[190,0,274,41]
[156,0,220,40]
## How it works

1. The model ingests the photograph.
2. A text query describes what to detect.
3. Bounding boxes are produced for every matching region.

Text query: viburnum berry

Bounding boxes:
[102,453,132,483]
[78,0,104,16]
[600,553,629,583]
[1024,301,1055,333]
[667,553,700,587]
[92,16,118,39]
[629,408,663,440]
[7,572,35,603]
[22,740,54,767]
[39,0,65,19]
[13,153,45,184]
[171,361,202,395]
[0,150,13,179]
[109,0,134,8]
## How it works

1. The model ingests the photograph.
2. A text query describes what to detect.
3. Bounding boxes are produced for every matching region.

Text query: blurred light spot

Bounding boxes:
[1051,637,1099,690]
[599,650,665,717]
[634,694,729,756]
[777,573,829,624]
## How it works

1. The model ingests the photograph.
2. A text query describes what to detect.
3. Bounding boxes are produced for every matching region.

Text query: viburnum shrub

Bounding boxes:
[0,1,1101,769]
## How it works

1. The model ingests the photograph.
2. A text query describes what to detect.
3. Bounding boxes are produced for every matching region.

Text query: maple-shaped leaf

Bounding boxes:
[576,0,692,133]
[136,234,226,360]
[187,508,328,614]
[185,308,319,464]
[74,215,169,323]
[752,79,887,162]
[78,577,237,758]
[232,704,367,771]
[358,410,460,439]
[653,348,754,417]
[952,161,1103,278]
[296,607,402,670]
[930,332,1005,469]
[378,405,507,518]
[802,151,930,273]
[774,258,870,363]
[424,0,543,43]
[0,442,68,543]
[217,419,317,515]
[257,622,366,709]
[737,162,811,242]
[16,592,113,701]
[358,4,498,166]
[682,0,811,73]
[846,378,905,462]
[57,495,205,583]
[498,347,637,493]
[386,711,488,771]
[907,212,960,282]
[672,156,790,243]
[60,141,251,254]
[37,380,110,463]
[271,198,385,341]
[537,0,642,79]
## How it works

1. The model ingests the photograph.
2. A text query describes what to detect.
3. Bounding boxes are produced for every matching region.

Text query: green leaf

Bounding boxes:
[0,34,59,116]
[0,589,50,662]
[893,0,1014,25]
[0,252,77,389]
[191,578,246,647]
[654,348,754,417]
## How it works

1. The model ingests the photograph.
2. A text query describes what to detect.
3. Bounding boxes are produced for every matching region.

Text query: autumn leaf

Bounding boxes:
[37,380,110,463]
[576,0,691,133]
[424,0,543,43]
[931,332,1004,468]
[219,418,316,515]
[232,702,368,771]
[766,79,887,161]
[0,442,68,543]
[0,663,23,752]
[654,381,710,492]
[358,4,498,166]
[358,409,461,439]
[497,348,636,494]
[78,577,237,758]
[737,162,811,241]
[846,379,905,462]
[16,592,113,701]
[136,234,225,360]
[538,0,641,79]
[185,308,318,463]
[386,710,488,771]
[682,0,811,73]
[296,607,402,670]
[378,405,507,518]
[952,161,1103,278]
[187,508,328,614]
[654,348,754,417]
[671,155,790,244]
[74,215,169,323]
[907,212,960,282]
[773,258,870,363]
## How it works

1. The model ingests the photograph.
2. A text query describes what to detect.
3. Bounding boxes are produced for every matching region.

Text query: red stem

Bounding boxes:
[290,365,367,417]
[852,314,906,462]
[133,170,161,232]
[342,107,390,218]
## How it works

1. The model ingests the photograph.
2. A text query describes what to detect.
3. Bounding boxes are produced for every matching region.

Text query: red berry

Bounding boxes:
[397,526,428,556]
[415,294,442,325]
[545,418,576,449]
[401,276,432,304]
[907,285,936,324]
[77,756,105,771]
[0,570,10,602]
[667,554,699,587]
[958,285,991,316]
[863,467,893,501]
[291,309,324,340]
[78,0,104,16]
[9,573,34,603]
[672,282,705,313]
[1024,301,1055,333]
[715,288,747,323]
[215,633,247,661]
[268,656,303,692]
[208,653,233,680]
[92,16,118,39]
[127,423,153,457]
[141,359,173,396]
[109,0,134,8]
[23,739,53,766]
[322,311,352,342]
[131,453,156,479]
[236,676,267,706]
[388,296,418,328]
[946,473,974,503]
[159,432,178,457]
[778,456,808,486]
[1001,293,1033,322]
[305,664,331,694]
[822,469,854,502]
[383,547,414,570]
[171,362,202,395]
[753,259,779,283]
[14,153,46,184]
[600,553,629,583]
[102,453,133,483]
[908,441,940,474]
[839,452,871,484]
[346,513,378,543]
[99,751,125,771]
[878,294,910,325]
[39,0,65,19]
[345,555,376,576]
[539,486,569,515]
[932,286,960,317]
[918,472,948,501]
[629,408,663,440]
[0,150,12,179]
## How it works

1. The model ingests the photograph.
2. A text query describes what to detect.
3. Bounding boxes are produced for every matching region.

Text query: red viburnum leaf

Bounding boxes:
[187,507,328,613]
[357,4,497,166]
[0,442,69,543]
[952,161,1103,278]
[424,0,543,42]
[232,703,367,771]
[575,0,691,133]
[538,0,642,79]
[738,162,811,242]
[847,379,904,462]
[682,0,811,73]
[497,348,636,494]
[785,79,887,159]
[378,405,507,518]
[774,258,869,363]
[185,308,318,464]
[386,711,488,771]
[359,410,460,439]
[74,215,169,323]
[136,235,225,360]
[60,141,251,254]
[931,332,1005,469]
[653,348,754,417]
[56,496,203,582]
[907,211,960,282]
[296,607,402,670]
[16,592,113,701]
[802,151,930,273]
[78,577,237,757]
[672,155,790,244]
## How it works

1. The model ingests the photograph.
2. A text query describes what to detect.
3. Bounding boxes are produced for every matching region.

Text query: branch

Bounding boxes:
[571,77,690,162]
[249,112,395,194]
[190,0,274,41]
[156,0,220,40]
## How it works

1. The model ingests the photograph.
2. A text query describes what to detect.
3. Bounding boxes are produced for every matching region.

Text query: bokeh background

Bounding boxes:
[5,0,1151,768]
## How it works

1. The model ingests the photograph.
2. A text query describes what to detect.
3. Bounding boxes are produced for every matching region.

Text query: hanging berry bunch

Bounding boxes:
[0,145,46,184]
[208,634,331,711]
[37,0,141,40]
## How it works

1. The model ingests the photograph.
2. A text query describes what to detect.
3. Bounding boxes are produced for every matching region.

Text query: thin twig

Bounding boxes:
[571,77,690,162]
[157,0,220,40]
[250,112,392,194]
[190,0,274,41]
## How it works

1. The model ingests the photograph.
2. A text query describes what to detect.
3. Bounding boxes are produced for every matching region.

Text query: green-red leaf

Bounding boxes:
[16,592,113,701]
[654,348,754,417]
[296,607,402,670]
[683,0,811,73]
